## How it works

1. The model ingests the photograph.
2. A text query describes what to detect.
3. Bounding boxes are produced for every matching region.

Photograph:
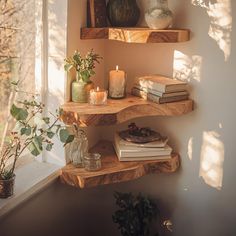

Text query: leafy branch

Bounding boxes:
[0,90,74,180]
[64,49,102,83]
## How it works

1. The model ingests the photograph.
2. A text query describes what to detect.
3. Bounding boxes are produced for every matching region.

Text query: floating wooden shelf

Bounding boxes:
[81,27,190,43]
[60,141,180,188]
[60,95,193,127]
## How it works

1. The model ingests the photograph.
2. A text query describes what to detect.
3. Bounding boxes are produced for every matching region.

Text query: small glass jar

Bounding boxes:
[89,87,108,105]
[69,129,88,167]
[84,153,101,171]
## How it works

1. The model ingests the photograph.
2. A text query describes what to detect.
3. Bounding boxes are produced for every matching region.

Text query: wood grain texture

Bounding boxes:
[60,95,193,127]
[60,141,180,188]
[81,27,190,43]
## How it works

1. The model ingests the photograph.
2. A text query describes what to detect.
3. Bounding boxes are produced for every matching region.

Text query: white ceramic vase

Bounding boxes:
[145,0,173,29]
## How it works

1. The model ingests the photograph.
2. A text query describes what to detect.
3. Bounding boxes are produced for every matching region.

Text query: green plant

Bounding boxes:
[64,49,102,83]
[113,192,159,236]
[0,82,74,180]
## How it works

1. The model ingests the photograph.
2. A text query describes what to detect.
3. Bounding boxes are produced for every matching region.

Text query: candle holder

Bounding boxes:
[108,66,126,99]
[89,87,108,105]
[84,153,102,171]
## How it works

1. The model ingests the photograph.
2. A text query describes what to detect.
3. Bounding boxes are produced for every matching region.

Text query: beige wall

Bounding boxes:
[1,0,236,236]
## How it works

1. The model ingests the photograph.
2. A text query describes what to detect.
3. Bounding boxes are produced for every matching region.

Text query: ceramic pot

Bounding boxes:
[0,174,15,198]
[107,0,140,27]
[72,80,94,103]
[145,0,173,29]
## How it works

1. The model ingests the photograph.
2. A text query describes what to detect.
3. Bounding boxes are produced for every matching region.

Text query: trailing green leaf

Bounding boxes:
[59,129,74,145]
[46,143,53,151]
[28,136,43,156]
[10,104,28,121]
[20,126,31,136]
[47,131,55,139]
[43,117,50,124]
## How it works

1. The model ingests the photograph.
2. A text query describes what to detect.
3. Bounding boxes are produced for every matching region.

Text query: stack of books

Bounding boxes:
[131,75,189,104]
[114,133,172,161]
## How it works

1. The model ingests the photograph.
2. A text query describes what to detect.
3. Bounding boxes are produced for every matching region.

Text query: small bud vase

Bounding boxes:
[72,72,94,103]
[69,129,88,168]
[145,0,173,29]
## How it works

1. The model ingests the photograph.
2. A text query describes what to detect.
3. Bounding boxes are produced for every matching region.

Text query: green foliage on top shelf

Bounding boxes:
[64,49,102,83]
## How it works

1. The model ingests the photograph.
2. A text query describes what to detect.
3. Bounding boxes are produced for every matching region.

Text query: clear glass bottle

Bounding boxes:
[69,129,88,168]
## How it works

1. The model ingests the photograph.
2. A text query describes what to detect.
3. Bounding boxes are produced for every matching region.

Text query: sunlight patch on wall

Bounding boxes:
[192,0,232,61]
[188,137,193,160]
[173,50,202,82]
[199,131,224,190]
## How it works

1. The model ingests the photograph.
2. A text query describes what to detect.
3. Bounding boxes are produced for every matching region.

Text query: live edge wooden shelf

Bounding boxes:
[60,95,193,127]
[60,141,180,188]
[81,27,190,43]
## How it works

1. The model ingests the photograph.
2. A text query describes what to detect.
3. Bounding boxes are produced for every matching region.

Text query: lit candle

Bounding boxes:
[89,87,108,105]
[108,65,126,99]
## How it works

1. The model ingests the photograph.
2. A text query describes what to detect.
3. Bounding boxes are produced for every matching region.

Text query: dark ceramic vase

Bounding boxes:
[107,0,140,27]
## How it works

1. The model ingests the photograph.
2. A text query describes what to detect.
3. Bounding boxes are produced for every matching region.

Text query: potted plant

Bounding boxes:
[64,49,102,103]
[112,192,159,236]
[0,83,74,198]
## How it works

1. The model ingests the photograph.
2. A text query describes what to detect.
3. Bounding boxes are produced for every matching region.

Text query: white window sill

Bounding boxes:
[0,156,62,218]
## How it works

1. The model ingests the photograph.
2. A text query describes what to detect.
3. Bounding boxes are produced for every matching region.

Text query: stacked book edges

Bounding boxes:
[114,133,172,162]
[131,75,189,104]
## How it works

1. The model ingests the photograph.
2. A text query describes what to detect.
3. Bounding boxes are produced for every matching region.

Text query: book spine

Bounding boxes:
[137,80,166,93]
[134,84,188,98]
[134,84,164,96]
[131,88,160,103]
[131,88,189,104]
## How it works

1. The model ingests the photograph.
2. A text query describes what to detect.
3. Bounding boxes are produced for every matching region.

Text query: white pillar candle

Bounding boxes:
[89,87,108,105]
[108,65,126,99]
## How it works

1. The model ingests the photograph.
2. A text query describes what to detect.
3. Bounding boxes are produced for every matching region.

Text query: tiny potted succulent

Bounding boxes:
[113,192,159,236]
[0,83,74,198]
[64,49,102,103]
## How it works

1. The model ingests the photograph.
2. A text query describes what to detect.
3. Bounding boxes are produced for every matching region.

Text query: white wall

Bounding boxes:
[0,1,236,236]
[103,1,236,235]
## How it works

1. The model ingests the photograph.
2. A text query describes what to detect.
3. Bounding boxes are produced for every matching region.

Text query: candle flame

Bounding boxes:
[116,65,119,71]
[96,86,99,91]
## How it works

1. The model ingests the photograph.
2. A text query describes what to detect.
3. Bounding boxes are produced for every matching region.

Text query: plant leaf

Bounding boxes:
[46,143,53,151]
[64,63,73,72]
[59,129,74,145]
[28,136,43,156]
[20,127,31,136]
[11,80,20,86]
[43,117,50,124]
[10,104,28,121]
[47,131,55,139]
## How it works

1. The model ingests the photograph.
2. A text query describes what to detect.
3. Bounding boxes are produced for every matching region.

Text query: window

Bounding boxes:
[0,0,68,163]
[0,0,37,151]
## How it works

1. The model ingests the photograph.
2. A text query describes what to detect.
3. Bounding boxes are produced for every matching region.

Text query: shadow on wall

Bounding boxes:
[171,0,232,191]
[192,0,232,61]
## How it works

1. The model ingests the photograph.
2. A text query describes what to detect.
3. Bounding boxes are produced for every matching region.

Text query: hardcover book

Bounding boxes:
[87,0,107,27]
[131,87,189,104]
[114,134,172,161]
[135,75,187,93]
[133,84,188,98]
[115,132,168,148]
